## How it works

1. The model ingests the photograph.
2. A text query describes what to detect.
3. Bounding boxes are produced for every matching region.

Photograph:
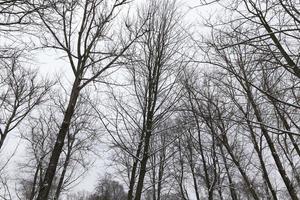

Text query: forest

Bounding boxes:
[0,0,300,199]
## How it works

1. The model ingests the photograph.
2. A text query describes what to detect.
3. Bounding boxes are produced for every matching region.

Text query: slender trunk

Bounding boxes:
[270,99,300,186]
[221,135,260,200]
[272,99,300,158]
[0,134,5,150]
[133,128,153,200]
[246,88,299,200]
[39,165,43,193]
[227,147,260,200]
[127,137,144,200]
[189,162,200,200]
[128,79,149,200]
[29,162,41,200]
[245,119,278,200]
[152,153,156,200]
[216,162,224,200]
[36,78,81,200]
[54,141,73,200]
[209,134,219,200]
[254,7,300,78]
[157,148,165,200]
[187,89,212,196]
[177,140,188,200]
[231,91,279,200]
[278,137,300,186]
[186,134,200,200]
[219,145,238,200]
[133,64,158,200]
[192,84,259,199]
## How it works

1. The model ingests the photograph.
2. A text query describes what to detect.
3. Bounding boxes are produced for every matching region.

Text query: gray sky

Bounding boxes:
[0,1,222,199]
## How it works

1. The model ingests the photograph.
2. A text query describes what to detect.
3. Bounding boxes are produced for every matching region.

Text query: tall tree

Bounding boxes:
[28,1,141,199]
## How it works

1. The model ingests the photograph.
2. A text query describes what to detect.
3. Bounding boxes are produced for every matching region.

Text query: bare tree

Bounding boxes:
[126,1,185,199]
[94,1,187,200]
[18,89,100,200]
[21,1,144,199]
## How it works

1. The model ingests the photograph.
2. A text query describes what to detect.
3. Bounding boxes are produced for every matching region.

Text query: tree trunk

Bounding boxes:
[54,140,73,200]
[36,78,81,200]
[219,145,238,200]
[133,128,153,200]
[245,87,299,200]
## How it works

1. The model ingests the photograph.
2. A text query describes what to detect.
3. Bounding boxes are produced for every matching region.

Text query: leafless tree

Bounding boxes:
[101,1,187,199]
[93,1,188,200]
[17,89,100,200]
[2,0,300,199]
[203,25,299,199]
[20,0,144,199]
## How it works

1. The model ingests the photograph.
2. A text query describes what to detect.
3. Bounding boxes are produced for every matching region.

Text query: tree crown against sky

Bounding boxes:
[1,0,300,200]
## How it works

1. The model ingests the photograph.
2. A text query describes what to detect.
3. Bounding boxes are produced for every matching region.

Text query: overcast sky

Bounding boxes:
[0,1,222,199]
